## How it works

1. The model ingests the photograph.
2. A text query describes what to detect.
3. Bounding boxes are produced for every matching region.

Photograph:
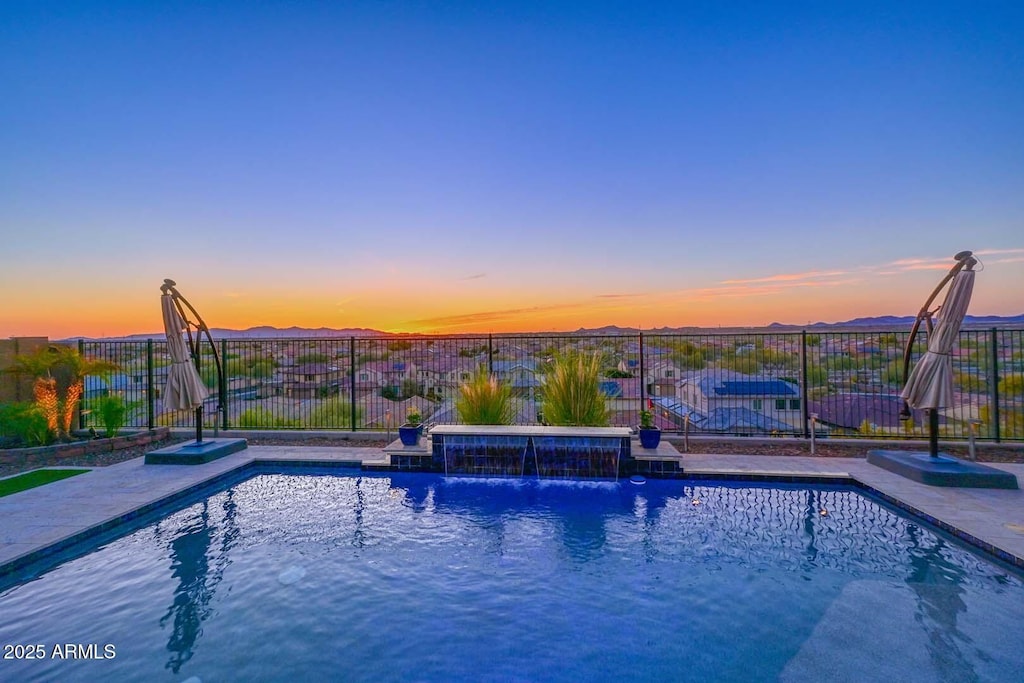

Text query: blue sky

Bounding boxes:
[2,1,1022,336]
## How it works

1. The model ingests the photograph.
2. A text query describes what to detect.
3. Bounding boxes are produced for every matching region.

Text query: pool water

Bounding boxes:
[2,472,1023,682]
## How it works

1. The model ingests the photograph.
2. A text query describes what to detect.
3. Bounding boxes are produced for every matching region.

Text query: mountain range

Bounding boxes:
[766,314,1024,330]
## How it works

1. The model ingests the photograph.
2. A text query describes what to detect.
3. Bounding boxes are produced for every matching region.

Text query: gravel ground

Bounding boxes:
[2,435,1021,478]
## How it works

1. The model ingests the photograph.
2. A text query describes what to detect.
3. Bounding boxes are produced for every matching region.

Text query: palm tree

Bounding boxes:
[12,345,118,441]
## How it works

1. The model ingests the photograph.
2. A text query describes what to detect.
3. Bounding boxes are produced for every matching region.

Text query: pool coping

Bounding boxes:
[2,446,1023,581]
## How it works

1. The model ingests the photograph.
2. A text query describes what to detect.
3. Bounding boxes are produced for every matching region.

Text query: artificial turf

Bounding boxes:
[0,469,89,498]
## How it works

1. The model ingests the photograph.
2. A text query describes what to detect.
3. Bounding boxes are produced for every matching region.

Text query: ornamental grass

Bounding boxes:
[540,351,609,427]
[456,371,513,425]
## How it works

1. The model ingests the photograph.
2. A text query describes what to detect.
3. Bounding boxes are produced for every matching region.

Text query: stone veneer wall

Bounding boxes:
[0,427,170,464]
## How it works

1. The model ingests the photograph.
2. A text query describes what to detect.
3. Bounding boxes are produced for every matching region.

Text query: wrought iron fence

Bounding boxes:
[73,328,1024,442]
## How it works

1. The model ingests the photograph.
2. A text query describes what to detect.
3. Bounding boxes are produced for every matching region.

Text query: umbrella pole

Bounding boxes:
[162,279,222,446]
[928,409,939,458]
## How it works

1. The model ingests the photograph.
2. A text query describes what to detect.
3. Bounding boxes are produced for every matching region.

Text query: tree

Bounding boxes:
[309,398,362,428]
[804,365,828,387]
[998,374,1024,398]
[720,355,762,374]
[12,346,118,441]
[882,360,904,387]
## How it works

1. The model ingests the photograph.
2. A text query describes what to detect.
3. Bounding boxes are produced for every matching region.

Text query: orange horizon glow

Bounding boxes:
[3,259,1021,339]
[3,251,1021,339]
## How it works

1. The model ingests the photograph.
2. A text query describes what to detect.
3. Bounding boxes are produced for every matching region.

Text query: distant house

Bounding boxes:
[809,392,932,434]
[676,371,803,434]
[491,360,541,397]
[616,358,640,375]
[416,357,479,400]
[84,366,169,399]
[598,377,642,425]
[362,360,419,394]
[644,360,682,396]
[277,362,345,399]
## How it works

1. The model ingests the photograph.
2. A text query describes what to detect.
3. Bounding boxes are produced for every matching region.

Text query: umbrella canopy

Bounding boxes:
[901,269,975,410]
[162,293,209,411]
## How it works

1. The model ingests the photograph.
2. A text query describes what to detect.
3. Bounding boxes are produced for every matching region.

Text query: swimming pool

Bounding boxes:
[1,471,1022,681]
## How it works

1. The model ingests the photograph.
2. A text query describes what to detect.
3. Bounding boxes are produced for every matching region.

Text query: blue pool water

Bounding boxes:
[2,472,1023,682]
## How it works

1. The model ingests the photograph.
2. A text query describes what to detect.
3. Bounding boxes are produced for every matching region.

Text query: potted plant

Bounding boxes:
[399,408,423,446]
[638,409,661,449]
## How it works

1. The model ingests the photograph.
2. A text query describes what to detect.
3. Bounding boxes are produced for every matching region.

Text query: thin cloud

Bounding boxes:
[886,258,932,267]
[594,293,645,299]
[976,248,1024,256]
[459,273,487,281]
[672,278,857,302]
[883,248,1024,272]
[720,269,849,285]
[406,302,582,329]
[898,260,963,271]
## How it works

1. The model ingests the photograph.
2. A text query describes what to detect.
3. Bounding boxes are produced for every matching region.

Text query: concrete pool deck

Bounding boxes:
[2,445,1024,575]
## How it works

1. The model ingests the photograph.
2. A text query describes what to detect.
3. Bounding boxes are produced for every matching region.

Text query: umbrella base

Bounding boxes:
[145,438,248,465]
[867,449,1018,489]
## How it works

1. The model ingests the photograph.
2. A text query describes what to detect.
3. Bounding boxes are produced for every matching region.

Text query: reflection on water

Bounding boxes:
[905,526,976,682]
[5,473,1017,680]
[157,491,238,673]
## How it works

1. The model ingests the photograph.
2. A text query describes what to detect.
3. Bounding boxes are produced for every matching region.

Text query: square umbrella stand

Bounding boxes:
[146,437,249,465]
[868,253,1016,489]
[868,451,1018,490]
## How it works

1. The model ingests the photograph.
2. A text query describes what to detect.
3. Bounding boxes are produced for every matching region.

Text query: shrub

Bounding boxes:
[309,398,362,429]
[0,402,52,447]
[456,372,513,425]
[97,395,128,437]
[237,407,299,429]
[540,351,609,427]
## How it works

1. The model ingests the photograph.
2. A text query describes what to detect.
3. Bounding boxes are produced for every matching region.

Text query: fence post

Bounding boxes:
[147,339,155,430]
[488,334,494,374]
[220,339,229,430]
[638,332,646,412]
[800,331,810,438]
[77,339,86,430]
[349,337,357,431]
[990,327,1001,442]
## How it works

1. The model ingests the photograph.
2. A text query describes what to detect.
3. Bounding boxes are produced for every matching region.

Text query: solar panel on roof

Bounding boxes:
[715,380,796,396]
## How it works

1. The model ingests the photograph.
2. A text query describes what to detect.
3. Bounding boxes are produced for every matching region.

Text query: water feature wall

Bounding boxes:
[440,435,531,477]
[430,426,633,479]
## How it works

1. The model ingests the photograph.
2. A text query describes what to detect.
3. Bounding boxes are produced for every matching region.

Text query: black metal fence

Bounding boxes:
[75,328,1024,442]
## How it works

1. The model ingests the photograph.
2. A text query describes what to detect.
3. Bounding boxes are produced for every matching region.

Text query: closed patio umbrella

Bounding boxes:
[162,293,209,413]
[900,252,976,456]
[146,280,248,463]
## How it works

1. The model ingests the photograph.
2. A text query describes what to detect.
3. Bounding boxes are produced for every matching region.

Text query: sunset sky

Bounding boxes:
[2,2,1022,339]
